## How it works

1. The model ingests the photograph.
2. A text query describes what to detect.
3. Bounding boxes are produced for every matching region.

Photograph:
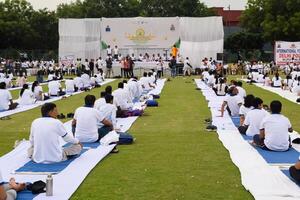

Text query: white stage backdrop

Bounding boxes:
[275,41,300,65]
[101,17,179,49]
[179,17,224,67]
[59,17,224,67]
[59,18,101,63]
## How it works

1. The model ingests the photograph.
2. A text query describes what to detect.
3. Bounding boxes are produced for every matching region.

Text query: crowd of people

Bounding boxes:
[201,69,300,184]
[0,70,160,199]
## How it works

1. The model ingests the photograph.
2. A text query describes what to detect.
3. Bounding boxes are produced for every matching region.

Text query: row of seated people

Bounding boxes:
[249,72,300,96]
[0,72,158,199]
[206,76,300,184]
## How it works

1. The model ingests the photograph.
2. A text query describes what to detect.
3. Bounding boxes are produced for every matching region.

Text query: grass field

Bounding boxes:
[3,75,299,199]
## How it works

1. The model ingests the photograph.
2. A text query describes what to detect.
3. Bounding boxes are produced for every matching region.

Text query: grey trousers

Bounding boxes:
[3,184,17,200]
[28,144,82,161]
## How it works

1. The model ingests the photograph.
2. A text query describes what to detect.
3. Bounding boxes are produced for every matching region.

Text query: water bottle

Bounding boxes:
[46,174,53,196]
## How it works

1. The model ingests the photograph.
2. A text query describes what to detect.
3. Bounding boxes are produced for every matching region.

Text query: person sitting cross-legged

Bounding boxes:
[252,100,292,151]
[289,159,300,183]
[28,103,82,163]
[242,97,269,136]
[220,86,244,117]
[73,95,113,142]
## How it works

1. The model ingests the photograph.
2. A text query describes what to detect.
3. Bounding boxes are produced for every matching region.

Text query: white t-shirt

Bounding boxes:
[33,86,43,99]
[225,95,244,116]
[48,74,55,81]
[19,89,35,105]
[107,48,112,55]
[99,103,117,128]
[260,114,291,151]
[292,84,300,94]
[236,86,246,98]
[239,105,253,118]
[29,117,78,163]
[65,79,75,93]
[0,89,12,110]
[139,77,151,90]
[81,74,91,88]
[48,81,61,96]
[0,171,3,185]
[283,79,293,89]
[74,77,84,89]
[272,77,282,87]
[215,84,227,96]
[244,109,269,136]
[94,98,106,111]
[112,88,132,110]
[74,107,104,143]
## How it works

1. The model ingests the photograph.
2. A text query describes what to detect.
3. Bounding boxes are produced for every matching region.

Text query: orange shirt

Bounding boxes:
[172,47,178,57]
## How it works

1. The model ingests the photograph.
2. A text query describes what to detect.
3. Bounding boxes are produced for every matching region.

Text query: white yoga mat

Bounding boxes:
[195,79,300,200]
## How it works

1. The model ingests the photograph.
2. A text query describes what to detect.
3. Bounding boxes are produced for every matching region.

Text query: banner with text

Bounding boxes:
[275,41,300,65]
[101,17,180,49]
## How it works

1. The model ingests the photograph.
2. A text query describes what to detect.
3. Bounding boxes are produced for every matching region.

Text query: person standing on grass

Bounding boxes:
[28,103,82,163]
[170,56,177,78]
[252,100,292,151]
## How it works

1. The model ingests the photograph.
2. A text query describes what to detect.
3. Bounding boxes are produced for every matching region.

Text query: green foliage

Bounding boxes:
[225,31,264,52]
[241,0,300,42]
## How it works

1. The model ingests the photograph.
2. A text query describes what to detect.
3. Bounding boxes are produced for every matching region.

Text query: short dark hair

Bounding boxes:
[105,85,112,94]
[104,94,113,103]
[100,91,106,98]
[85,95,96,106]
[270,100,282,114]
[237,81,243,87]
[143,72,147,77]
[0,82,6,89]
[244,94,255,108]
[123,80,127,84]
[41,103,56,117]
[253,97,263,109]
[118,82,124,89]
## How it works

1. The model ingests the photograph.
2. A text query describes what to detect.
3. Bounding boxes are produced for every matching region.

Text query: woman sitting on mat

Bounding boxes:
[239,94,255,126]
[19,84,36,106]
[282,75,293,91]
[271,73,282,88]
[0,82,18,111]
[292,76,300,96]
[213,77,228,96]
[252,100,292,151]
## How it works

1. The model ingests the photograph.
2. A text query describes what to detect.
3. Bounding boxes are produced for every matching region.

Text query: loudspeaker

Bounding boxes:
[217,53,223,61]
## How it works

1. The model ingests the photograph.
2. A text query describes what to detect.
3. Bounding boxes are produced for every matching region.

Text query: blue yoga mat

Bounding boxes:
[253,146,299,164]
[16,189,37,200]
[281,170,300,186]
[241,134,253,140]
[16,149,88,173]
[231,117,240,127]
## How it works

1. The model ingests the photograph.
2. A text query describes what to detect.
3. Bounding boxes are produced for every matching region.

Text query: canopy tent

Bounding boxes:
[58,17,223,66]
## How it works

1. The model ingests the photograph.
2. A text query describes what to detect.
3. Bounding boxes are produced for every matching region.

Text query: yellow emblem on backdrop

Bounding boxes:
[126,28,155,44]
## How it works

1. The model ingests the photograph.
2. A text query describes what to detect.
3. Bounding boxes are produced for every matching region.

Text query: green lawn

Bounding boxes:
[0,76,257,199]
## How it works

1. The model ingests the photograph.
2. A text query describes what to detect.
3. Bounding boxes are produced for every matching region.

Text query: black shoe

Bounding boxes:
[206,125,217,132]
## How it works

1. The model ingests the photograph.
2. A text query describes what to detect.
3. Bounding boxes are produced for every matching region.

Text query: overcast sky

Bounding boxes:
[21,0,248,11]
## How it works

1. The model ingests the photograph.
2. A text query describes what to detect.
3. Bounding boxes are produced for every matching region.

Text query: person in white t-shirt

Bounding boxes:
[99,94,117,128]
[65,78,76,94]
[220,87,244,117]
[292,76,300,95]
[0,171,26,200]
[236,81,246,98]
[139,72,154,91]
[74,73,84,91]
[113,45,119,60]
[239,94,255,126]
[28,103,82,163]
[31,81,46,101]
[213,78,228,96]
[19,84,36,105]
[112,82,133,110]
[263,73,271,86]
[243,97,269,136]
[73,95,113,142]
[94,91,107,111]
[0,82,18,111]
[48,80,65,96]
[81,72,91,88]
[106,45,112,57]
[282,75,293,90]
[272,73,282,87]
[253,100,292,151]
[183,57,192,76]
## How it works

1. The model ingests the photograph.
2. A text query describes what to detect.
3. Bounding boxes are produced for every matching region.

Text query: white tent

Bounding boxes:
[179,17,224,66]
[58,17,223,66]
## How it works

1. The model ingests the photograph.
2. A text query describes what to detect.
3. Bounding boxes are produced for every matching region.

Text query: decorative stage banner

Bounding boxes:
[275,41,300,65]
[101,17,180,49]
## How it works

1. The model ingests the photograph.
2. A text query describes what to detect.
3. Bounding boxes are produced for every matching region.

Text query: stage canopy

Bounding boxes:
[59,17,224,66]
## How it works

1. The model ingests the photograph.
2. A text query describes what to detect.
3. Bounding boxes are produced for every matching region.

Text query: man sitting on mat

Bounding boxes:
[0,171,26,200]
[0,82,18,111]
[252,100,292,151]
[73,95,113,142]
[242,97,269,136]
[28,103,82,164]
[220,86,243,117]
